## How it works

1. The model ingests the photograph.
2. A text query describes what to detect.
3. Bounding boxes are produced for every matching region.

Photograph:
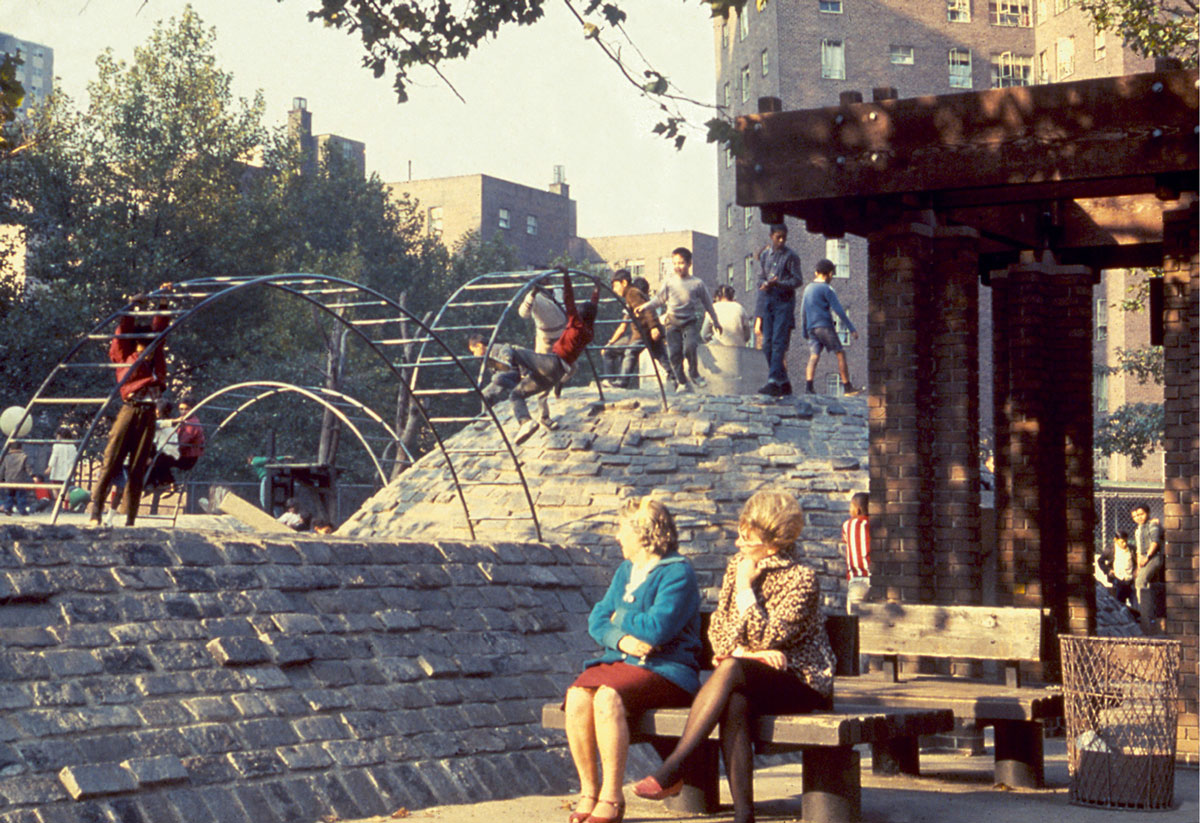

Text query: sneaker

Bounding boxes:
[756,382,782,397]
[778,382,794,397]
[675,382,694,394]
[691,375,708,388]
[102,510,115,527]
[540,416,558,431]
[843,383,862,396]
[514,419,540,445]
[805,382,816,394]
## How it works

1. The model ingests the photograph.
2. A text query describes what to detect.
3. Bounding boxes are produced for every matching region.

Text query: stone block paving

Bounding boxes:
[342,390,870,607]
[0,524,610,823]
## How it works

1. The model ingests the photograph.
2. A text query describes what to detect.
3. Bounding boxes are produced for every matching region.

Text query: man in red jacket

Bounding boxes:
[90,292,170,526]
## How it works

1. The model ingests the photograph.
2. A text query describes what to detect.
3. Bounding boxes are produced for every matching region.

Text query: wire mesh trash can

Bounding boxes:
[1060,635,1182,810]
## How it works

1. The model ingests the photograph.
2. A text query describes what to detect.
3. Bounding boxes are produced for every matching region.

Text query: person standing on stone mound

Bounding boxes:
[564,498,702,823]
[634,490,834,823]
[469,270,599,445]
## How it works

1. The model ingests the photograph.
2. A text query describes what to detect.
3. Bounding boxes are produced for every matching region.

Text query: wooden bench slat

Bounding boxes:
[854,603,1043,662]
[834,676,1064,722]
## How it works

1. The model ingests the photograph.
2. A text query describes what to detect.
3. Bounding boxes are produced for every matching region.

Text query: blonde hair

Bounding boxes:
[739,490,805,551]
[617,498,678,557]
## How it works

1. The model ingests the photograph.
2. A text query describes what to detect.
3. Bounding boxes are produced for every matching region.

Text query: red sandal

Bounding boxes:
[568,795,597,823]
[584,798,625,823]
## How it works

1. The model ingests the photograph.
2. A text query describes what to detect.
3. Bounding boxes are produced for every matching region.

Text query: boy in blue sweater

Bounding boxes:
[800,258,859,395]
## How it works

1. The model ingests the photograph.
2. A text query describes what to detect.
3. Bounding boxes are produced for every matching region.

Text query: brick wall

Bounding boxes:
[866,221,982,606]
[990,256,1097,675]
[0,526,609,823]
[1161,200,1198,764]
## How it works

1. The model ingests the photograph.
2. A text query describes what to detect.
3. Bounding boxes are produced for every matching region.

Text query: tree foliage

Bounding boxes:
[0,5,457,492]
[1095,402,1165,467]
[0,53,25,158]
[1079,0,1199,67]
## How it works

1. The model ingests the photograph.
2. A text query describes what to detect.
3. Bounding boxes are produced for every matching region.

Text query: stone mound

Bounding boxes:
[342,389,869,604]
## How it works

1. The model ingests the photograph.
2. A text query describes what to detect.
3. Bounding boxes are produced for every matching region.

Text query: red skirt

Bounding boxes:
[568,662,693,715]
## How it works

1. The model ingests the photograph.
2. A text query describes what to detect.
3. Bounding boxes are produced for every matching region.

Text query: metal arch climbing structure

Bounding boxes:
[411,268,671,413]
[187,381,414,485]
[0,274,542,540]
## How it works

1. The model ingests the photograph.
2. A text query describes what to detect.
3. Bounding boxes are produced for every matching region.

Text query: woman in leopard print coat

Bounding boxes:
[633,490,834,823]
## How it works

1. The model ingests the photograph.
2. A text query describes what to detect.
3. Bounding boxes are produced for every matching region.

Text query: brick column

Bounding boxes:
[867,221,981,605]
[1161,198,1198,764]
[990,255,1096,677]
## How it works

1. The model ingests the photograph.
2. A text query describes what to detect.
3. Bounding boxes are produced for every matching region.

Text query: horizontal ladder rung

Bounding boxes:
[86,333,162,340]
[444,299,515,308]
[459,281,536,291]
[428,416,487,423]
[348,318,404,326]
[0,482,66,489]
[59,362,125,369]
[325,301,389,309]
[431,324,502,332]
[31,398,109,405]
[6,438,81,445]
[374,338,433,346]
[121,309,189,316]
[411,388,476,396]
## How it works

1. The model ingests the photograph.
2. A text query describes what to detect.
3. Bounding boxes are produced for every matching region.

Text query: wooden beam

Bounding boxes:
[737,71,1198,211]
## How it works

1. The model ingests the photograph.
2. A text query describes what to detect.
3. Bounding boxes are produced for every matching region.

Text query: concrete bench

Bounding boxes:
[836,602,1064,788]
[541,702,952,823]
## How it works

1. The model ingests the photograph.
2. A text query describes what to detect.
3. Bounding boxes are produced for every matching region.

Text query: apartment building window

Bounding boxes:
[1094,29,1107,60]
[991,52,1033,87]
[741,65,751,101]
[1054,0,1073,12]
[825,238,850,277]
[1038,49,1051,82]
[721,22,729,49]
[825,373,843,396]
[989,0,1031,26]
[1037,0,1048,21]
[723,82,731,108]
[947,0,971,22]
[1094,372,1108,412]
[819,0,843,12]
[1096,297,1108,340]
[949,47,973,88]
[498,208,510,229]
[1057,36,1075,78]
[429,206,443,236]
[725,146,734,167]
[628,260,645,277]
[726,203,735,228]
[526,215,538,235]
[739,9,749,40]
[744,207,753,230]
[889,45,915,65]
[834,314,851,345]
[761,49,770,76]
[726,264,735,284]
[821,39,846,80]
[660,258,671,279]
[744,255,755,292]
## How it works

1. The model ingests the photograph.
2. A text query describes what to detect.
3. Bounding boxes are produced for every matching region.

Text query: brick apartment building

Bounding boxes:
[714,0,1161,478]
[287,98,366,178]
[388,170,718,291]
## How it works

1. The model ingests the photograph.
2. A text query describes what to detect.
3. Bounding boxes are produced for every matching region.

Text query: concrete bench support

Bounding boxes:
[992,719,1045,788]
[647,737,719,814]
[870,736,920,776]
[802,746,862,823]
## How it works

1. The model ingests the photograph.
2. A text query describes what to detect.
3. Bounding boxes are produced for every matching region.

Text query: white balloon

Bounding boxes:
[0,406,33,438]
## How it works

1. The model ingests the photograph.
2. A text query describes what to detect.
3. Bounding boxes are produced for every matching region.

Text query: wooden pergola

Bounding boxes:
[736,69,1198,754]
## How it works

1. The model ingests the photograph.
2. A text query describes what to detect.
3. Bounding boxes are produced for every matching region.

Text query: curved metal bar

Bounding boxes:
[179,381,401,486]
[21,275,541,539]
[414,268,670,415]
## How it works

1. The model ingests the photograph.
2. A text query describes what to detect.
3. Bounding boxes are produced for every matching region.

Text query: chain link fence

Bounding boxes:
[1094,484,1164,555]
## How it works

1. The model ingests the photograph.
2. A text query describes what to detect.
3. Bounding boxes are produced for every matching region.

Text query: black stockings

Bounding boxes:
[652,658,825,823]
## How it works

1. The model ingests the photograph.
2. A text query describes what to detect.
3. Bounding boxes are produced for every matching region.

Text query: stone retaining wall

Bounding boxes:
[0,525,608,823]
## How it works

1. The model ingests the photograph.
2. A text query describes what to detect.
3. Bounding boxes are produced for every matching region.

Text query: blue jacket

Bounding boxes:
[586,553,703,694]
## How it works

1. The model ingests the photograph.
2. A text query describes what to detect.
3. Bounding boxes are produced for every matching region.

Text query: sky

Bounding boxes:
[3,0,721,238]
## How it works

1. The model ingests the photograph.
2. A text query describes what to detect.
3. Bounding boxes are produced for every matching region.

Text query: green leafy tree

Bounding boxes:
[0,53,25,158]
[1079,0,1199,67]
[1095,345,1166,468]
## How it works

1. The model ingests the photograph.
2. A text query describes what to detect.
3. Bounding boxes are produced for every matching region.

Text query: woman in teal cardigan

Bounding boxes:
[564,498,702,823]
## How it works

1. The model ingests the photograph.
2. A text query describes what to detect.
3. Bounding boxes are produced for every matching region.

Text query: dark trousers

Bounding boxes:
[760,294,795,386]
[91,402,157,525]
[665,316,703,384]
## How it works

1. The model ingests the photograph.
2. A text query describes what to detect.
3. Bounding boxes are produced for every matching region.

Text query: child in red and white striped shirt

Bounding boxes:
[842,492,870,613]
